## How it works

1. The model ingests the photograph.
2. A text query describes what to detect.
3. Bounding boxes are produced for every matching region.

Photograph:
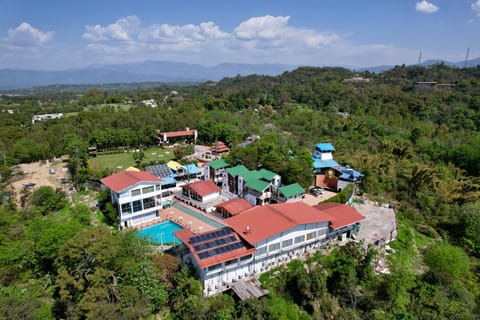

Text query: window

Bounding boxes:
[256,247,267,256]
[121,203,132,214]
[240,254,252,261]
[295,235,305,244]
[225,259,236,266]
[306,231,316,240]
[132,200,143,212]
[142,186,154,194]
[143,197,156,209]
[155,184,161,191]
[131,189,141,197]
[208,264,221,271]
[269,242,280,252]
[318,228,327,236]
[282,239,293,248]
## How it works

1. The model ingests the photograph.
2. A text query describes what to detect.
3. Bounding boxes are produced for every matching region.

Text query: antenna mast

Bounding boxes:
[464,48,470,68]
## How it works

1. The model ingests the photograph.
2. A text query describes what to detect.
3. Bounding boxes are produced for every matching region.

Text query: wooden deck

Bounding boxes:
[231,278,269,301]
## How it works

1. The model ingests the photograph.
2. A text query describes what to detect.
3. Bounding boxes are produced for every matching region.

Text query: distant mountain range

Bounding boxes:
[0,61,294,89]
[0,57,479,89]
[357,57,480,73]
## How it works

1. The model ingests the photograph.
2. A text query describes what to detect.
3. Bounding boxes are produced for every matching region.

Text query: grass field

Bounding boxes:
[89,147,175,172]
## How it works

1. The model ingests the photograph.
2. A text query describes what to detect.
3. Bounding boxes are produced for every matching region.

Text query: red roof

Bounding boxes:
[175,228,255,269]
[226,202,333,245]
[216,198,252,216]
[210,141,230,153]
[313,202,364,229]
[158,130,196,138]
[183,180,220,197]
[101,170,162,193]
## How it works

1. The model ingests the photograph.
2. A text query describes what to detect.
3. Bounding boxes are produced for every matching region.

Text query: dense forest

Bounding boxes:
[1,63,480,319]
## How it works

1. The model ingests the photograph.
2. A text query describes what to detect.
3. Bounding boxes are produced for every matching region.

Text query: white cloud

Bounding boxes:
[234,15,290,40]
[2,22,54,49]
[83,15,140,41]
[416,1,439,13]
[80,15,419,67]
[472,0,480,16]
[233,15,338,48]
[140,21,229,48]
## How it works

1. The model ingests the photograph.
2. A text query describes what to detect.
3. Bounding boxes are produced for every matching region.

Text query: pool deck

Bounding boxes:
[134,202,226,234]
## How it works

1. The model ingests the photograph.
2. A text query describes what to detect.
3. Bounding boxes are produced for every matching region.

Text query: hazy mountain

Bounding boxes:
[358,57,480,73]
[1,57,478,89]
[0,61,294,89]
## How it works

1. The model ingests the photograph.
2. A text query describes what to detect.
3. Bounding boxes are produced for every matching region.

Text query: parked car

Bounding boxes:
[309,187,324,196]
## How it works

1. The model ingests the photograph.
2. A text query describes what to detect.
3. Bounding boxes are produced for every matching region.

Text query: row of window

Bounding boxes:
[130,185,161,197]
[256,229,328,256]
[207,254,253,272]
[121,196,157,214]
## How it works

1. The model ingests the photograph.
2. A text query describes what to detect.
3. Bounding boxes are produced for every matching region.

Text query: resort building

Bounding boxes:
[32,113,64,124]
[167,160,201,181]
[312,143,340,174]
[312,143,363,192]
[178,180,222,212]
[316,166,363,192]
[222,166,282,206]
[210,141,230,155]
[276,183,305,203]
[204,158,230,185]
[156,127,197,145]
[175,202,364,297]
[101,170,163,229]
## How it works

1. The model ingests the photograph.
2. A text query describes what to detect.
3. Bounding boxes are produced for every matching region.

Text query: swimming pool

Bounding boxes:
[138,220,183,245]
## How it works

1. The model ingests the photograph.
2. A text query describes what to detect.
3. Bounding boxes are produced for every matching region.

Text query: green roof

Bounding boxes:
[240,170,263,182]
[208,158,230,170]
[227,165,249,176]
[279,183,305,198]
[245,179,270,193]
[258,168,278,180]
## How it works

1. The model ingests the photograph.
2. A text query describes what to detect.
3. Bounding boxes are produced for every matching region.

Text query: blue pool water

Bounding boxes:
[138,221,183,244]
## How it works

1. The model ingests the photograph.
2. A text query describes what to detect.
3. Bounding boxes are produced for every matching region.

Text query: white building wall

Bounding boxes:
[202,192,220,203]
[115,182,163,228]
[320,152,333,160]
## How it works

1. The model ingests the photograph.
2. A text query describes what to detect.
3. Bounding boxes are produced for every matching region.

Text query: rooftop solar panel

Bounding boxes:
[146,164,172,178]
[189,228,233,245]
[198,252,210,259]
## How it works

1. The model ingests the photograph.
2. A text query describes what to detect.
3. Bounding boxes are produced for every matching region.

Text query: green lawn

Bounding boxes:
[89,147,175,172]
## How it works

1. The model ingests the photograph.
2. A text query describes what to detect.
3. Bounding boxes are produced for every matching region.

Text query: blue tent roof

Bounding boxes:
[313,159,340,169]
[315,143,335,151]
[338,168,363,182]
[160,176,177,186]
[183,163,200,175]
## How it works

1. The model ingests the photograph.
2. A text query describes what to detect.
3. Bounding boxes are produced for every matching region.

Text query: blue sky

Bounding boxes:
[0,0,479,70]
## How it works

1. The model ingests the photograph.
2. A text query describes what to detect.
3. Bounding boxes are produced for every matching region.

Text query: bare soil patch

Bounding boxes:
[9,159,70,205]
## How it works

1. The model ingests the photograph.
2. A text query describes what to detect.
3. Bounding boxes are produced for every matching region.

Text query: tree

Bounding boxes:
[424,242,471,285]
[28,186,66,216]
[459,203,480,256]
[124,261,167,313]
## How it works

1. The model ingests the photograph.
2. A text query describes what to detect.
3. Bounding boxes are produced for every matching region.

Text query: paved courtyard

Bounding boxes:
[352,201,397,246]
